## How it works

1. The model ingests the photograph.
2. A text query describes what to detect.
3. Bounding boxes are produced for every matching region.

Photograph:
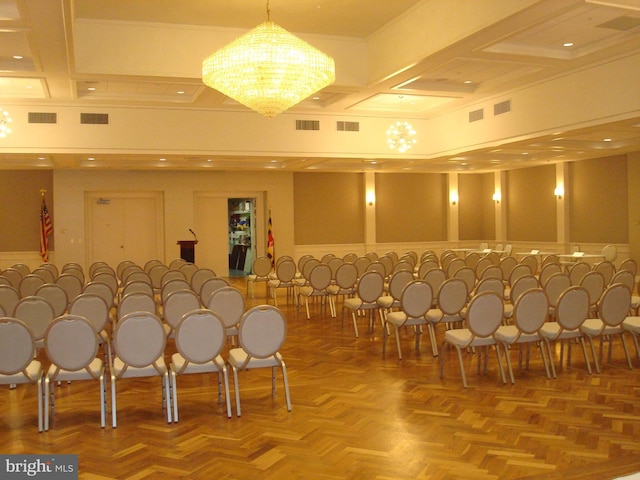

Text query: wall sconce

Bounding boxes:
[450,191,458,205]
[554,186,564,199]
[492,192,501,203]
[366,190,375,206]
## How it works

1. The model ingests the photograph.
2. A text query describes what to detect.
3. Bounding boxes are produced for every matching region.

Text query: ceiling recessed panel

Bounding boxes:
[349,93,457,113]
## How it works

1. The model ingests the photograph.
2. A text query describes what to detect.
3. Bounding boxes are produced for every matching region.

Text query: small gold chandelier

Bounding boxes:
[0,108,12,138]
[202,1,335,118]
[387,121,416,153]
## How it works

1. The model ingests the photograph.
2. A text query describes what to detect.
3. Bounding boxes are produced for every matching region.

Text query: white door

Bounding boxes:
[86,192,164,268]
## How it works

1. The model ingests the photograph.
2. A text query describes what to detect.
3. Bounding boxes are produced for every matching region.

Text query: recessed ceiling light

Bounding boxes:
[159,157,166,162]
[87,87,96,91]
[463,80,472,84]
[25,85,33,89]
[563,42,574,47]
[604,138,612,142]
[207,158,212,162]
[87,157,95,161]
[13,55,23,60]
[177,91,185,95]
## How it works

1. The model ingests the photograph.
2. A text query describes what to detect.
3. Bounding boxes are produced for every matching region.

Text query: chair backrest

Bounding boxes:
[541,254,560,267]
[602,244,617,262]
[378,256,394,277]
[327,257,344,279]
[597,283,631,327]
[300,258,320,280]
[513,288,549,334]
[618,258,637,276]
[441,252,457,270]
[238,305,286,359]
[342,252,358,264]
[275,259,297,283]
[418,260,439,278]
[387,270,415,301]
[114,312,166,369]
[19,274,45,298]
[190,268,217,293]
[125,271,152,286]
[55,273,83,304]
[481,265,503,281]
[423,268,447,296]
[92,272,118,297]
[366,261,387,277]
[593,261,615,285]
[499,256,518,283]
[579,271,605,306]
[353,256,371,277]
[82,281,115,309]
[117,291,156,319]
[464,252,481,269]
[45,315,99,374]
[393,260,414,274]
[555,286,589,330]
[0,277,11,287]
[69,293,110,334]
[163,289,201,329]
[437,278,468,315]
[0,317,36,376]
[35,283,68,317]
[161,278,191,303]
[446,257,465,278]
[0,285,19,316]
[610,270,635,290]
[296,254,314,275]
[509,263,532,287]
[320,253,335,264]
[356,271,385,304]
[13,296,55,341]
[179,263,199,282]
[539,263,562,287]
[116,260,137,280]
[148,264,169,290]
[206,286,245,329]
[519,255,538,275]
[475,277,504,298]
[1,268,23,288]
[400,280,432,318]
[568,261,590,285]
[144,259,164,273]
[11,263,30,277]
[308,263,332,291]
[544,272,571,308]
[466,292,503,338]
[474,257,493,279]
[168,258,186,270]
[174,309,226,365]
[161,269,186,287]
[510,274,539,304]
[199,277,230,304]
[32,267,56,284]
[62,266,85,285]
[89,262,111,279]
[334,263,358,290]
[122,280,155,298]
[365,252,378,262]
[454,266,476,294]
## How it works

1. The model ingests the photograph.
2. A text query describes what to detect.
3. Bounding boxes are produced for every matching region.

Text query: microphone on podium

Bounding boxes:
[189,228,197,241]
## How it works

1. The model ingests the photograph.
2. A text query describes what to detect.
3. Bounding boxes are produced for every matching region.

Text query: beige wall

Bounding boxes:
[628,152,640,263]
[569,155,628,244]
[375,173,447,243]
[293,172,364,245]
[0,170,53,251]
[458,173,495,241]
[506,164,556,242]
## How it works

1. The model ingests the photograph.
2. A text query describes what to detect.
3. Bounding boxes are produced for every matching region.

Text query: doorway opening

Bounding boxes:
[228,198,256,277]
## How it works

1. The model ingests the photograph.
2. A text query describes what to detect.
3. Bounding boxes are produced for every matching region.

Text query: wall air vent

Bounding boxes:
[494,100,511,116]
[468,109,484,123]
[337,121,360,132]
[295,120,320,131]
[81,113,109,124]
[28,112,57,124]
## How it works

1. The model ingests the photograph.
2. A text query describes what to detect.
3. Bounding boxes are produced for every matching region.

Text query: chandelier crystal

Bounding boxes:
[202,4,335,118]
[0,108,12,138]
[387,121,416,153]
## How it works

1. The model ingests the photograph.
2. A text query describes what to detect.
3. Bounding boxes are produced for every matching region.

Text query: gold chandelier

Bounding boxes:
[0,108,12,138]
[202,2,335,118]
[387,121,417,153]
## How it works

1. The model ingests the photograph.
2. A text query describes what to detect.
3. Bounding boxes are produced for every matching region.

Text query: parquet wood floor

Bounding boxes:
[3,277,640,479]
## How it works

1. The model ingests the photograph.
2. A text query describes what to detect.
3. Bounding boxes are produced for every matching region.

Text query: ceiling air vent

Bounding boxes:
[468,108,484,123]
[81,113,109,124]
[597,15,640,31]
[28,112,57,124]
[337,121,360,132]
[494,100,511,116]
[295,120,320,131]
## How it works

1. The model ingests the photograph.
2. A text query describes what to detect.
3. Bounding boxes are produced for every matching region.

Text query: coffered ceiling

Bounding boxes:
[0,0,639,172]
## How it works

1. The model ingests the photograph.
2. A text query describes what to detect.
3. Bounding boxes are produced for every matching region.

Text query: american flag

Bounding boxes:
[267,207,275,268]
[40,196,53,262]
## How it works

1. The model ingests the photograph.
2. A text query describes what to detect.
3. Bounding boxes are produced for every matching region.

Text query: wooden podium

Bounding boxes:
[177,240,197,263]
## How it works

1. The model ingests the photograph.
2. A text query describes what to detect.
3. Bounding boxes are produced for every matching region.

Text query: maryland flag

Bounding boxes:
[267,207,275,268]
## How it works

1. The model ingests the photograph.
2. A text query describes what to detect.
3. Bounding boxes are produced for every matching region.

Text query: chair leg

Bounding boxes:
[111,374,117,428]
[351,311,359,338]
[171,370,179,423]
[544,338,557,379]
[455,346,468,388]
[163,373,172,423]
[281,361,292,412]
[494,343,507,384]
[538,341,551,379]
[579,337,592,374]
[231,365,241,417]
[99,373,106,428]
[37,378,43,433]
[395,326,403,360]
[503,342,515,384]
[619,332,633,370]
[222,367,232,418]
[428,324,439,357]
[585,335,600,373]
[44,377,51,431]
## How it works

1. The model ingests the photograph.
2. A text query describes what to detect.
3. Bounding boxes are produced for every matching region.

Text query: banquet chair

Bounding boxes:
[43,315,106,430]
[268,259,297,307]
[82,281,116,313]
[148,264,169,292]
[190,268,216,296]
[111,312,171,426]
[343,271,385,338]
[446,257,465,278]
[35,283,69,317]
[602,244,618,263]
[454,267,476,297]
[539,286,592,377]
[0,317,43,431]
[1,267,23,289]
[508,264,532,290]
[11,263,30,277]
[499,256,518,284]
[227,305,291,416]
[55,273,83,306]
[88,262,110,279]
[579,271,605,316]
[161,269,186,288]
[480,265,503,281]
[327,262,358,317]
[519,255,539,275]
[14,296,55,350]
[383,280,433,360]
[245,256,272,297]
[342,252,358,264]
[161,278,192,305]
[539,263,562,288]
[417,260,439,278]
[474,257,493,279]
[495,288,551,383]
[377,270,414,322]
[425,278,468,356]
[206,286,245,344]
[199,277,230,305]
[179,263,199,284]
[353,256,372,278]
[504,274,538,321]
[18,274,45,298]
[543,272,571,318]
[580,283,633,372]
[121,280,155,300]
[143,259,163,273]
[170,309,232,421]
[117,291,156,328]
[162,289,202,338]
[168,258,186,271]
[568,261,590,285]
[618,258,637,276]
[439,292,507,388]
[298,263,333,319]
[69,293,112,363]
[92,272,118,298]
[593,261,615,285]
[464,252,481,270]
[32,267,56,284]
[61,265,85,286]
[0,284,20,316]
[422,268,447,307]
